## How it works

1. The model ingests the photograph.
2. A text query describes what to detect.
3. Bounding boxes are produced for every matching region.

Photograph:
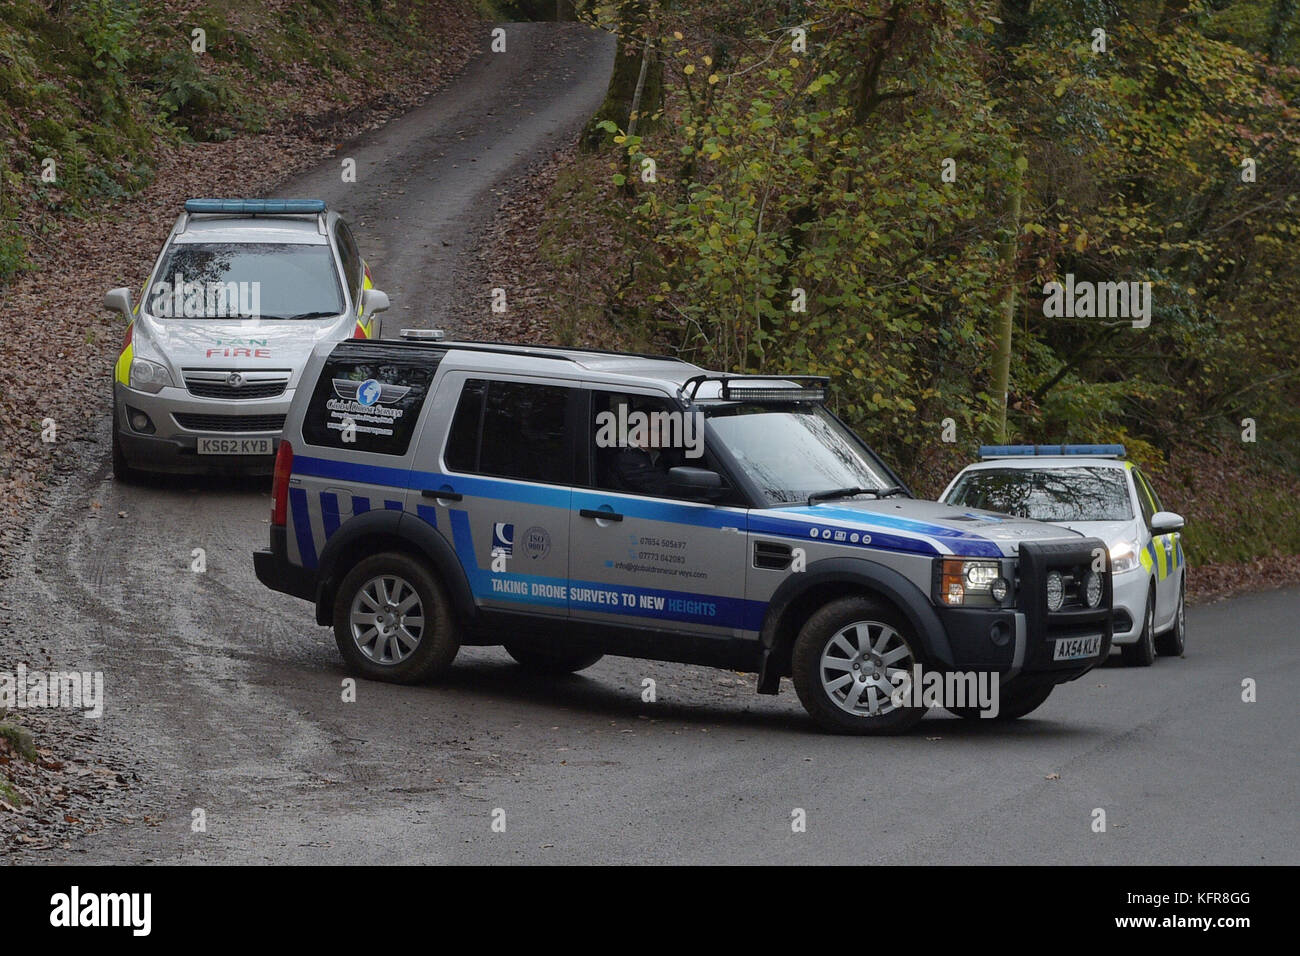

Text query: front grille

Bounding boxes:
[174,413,285,432]
[185,379,286,399]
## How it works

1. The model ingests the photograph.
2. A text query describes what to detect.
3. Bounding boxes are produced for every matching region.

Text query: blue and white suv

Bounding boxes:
[941,445,1186,666]
[254,337,1115,733]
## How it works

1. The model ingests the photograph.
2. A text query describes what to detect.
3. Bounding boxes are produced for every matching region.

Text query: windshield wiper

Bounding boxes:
[807,485,905,505]
[278,310,340,320]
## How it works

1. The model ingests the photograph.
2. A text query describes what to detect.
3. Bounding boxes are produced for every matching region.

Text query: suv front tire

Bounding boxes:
[791,595,928,735]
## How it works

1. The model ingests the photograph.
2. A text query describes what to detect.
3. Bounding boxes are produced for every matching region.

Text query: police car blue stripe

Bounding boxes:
[385,500,403,511]
[416,504,438,528]
[289,488,317,569]
[320,492,342,539]
[353,497,370,515]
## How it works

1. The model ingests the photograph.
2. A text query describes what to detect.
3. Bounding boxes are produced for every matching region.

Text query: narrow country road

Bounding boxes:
[4,22,1297,865]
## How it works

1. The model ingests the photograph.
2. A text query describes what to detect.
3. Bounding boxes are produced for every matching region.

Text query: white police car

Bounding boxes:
[102,199,390,478]
[941,445,1186,666]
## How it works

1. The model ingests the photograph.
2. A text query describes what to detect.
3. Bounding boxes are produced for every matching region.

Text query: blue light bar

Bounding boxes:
[979,444,1127,459]
[184,199,326,215]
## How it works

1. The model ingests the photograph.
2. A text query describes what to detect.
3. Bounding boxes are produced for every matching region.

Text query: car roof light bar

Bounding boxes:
[184,199,328,215]
[681,374,830,403]
[978,444,1127,459]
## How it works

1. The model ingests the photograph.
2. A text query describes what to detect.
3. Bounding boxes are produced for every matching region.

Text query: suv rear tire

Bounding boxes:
[791,595,928,735]
[504,643,603,675]
[332,552,459,683]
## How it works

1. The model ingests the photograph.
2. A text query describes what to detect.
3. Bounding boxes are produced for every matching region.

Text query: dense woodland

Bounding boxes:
[575,0,1300,495]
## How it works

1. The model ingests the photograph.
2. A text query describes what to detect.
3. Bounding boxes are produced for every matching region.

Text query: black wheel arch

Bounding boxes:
[313,509,476,626]
[755,556,954,693]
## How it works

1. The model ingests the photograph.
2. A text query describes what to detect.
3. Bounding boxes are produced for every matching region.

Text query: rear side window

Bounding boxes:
[443,378,572,484]
[302,348,437,455]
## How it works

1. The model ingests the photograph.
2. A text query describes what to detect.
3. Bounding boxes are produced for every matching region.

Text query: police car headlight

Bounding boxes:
[1045,571,1064,612]
[129,358,172,393]
[1084,570,1103,608]
[1109,541,1140,574]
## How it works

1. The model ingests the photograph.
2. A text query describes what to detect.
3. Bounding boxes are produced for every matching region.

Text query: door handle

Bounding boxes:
[421,488,463,501]
[580,508,623,522]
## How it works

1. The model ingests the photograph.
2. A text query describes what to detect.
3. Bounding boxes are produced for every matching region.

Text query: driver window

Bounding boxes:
[590,391,694,498]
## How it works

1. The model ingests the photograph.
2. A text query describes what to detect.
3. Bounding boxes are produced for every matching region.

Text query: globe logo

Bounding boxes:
[357,379,382,406]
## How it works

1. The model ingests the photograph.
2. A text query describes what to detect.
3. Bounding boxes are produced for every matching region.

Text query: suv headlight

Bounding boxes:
[937,558,1005,607]
[1110,541,1140,574]
[129,358,172,393]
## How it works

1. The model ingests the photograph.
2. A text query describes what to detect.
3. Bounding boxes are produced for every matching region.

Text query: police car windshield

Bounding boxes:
[945,466,1134,521]
[147,242,344,320]
[705,404,894,505]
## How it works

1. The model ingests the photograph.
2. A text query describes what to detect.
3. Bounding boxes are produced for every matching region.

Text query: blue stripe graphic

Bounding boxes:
[289,488,317,569]
[447,509,765,630]
[320,492,341,539]
[291,455,1006,557]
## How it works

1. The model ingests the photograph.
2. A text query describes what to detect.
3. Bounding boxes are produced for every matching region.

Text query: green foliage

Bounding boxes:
[563,0,1300,561]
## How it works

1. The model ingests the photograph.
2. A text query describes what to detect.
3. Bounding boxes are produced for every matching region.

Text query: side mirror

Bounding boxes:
[361,288,390,315]
[1150,511,1184,534]
[103,287,133,319]
[668,466,723,501]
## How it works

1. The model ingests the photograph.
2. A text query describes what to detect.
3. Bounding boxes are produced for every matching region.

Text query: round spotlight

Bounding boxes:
[1045,571,1064,612]
[991,577,1010,602]
[1084,570,1103,608]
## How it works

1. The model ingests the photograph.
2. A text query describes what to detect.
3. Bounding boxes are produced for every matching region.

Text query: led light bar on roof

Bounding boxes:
[978,444,1127,459]
[184,199,327,215]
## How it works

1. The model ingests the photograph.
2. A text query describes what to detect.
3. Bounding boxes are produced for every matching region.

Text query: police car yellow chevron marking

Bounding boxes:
[115,323,135,385]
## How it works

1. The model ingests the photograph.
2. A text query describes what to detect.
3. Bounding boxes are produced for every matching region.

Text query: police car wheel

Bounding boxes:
[111,429,140,483]
[1155,578,1186,658]
[503,643,604,675]
[332,553,459,683]
[791,596,928,735]
[1121,591,1156,667]
[945,678,1054,721]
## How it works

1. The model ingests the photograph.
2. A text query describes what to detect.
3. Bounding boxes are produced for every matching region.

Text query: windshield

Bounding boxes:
[705,404,894,504]
[944,466,1133,521]
[146,242,344,320]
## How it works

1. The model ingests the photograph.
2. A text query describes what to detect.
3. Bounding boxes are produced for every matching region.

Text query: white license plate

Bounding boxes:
[197,438,273,456]
[1053,635,1102,661]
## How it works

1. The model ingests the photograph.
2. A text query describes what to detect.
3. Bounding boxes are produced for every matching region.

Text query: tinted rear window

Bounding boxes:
[302,347,439,456]
[443,378,572,484]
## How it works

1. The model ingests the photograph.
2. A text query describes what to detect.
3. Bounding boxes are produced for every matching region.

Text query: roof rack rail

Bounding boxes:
[363,336,691,364]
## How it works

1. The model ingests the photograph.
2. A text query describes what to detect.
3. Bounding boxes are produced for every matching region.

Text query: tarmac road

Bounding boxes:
[5,22,1298,865]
